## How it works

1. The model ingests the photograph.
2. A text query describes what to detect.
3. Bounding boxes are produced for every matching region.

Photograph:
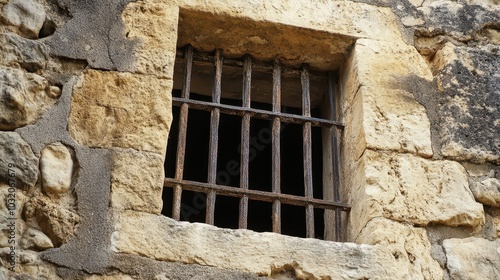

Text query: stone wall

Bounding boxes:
[0,0,498,279]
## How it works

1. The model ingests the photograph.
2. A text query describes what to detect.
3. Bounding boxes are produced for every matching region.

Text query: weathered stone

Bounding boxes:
[40,143,74,196]
[68,70,172,155]
[356,218,443,280]
[0,248,61,279]
[349,150,484,239]
[122,0,177,79]
[113,211,413,279]
[24,197,80,247]
[434,44,500,164]
[0,0,46,38]
[471,178,500,207]
[0,33,48,72]
[443,237,500,279]
[0,184,26,248]
[111,149,164,214]
[20,228,54,250]
[0,66,60,130]
[0,132,38,189]
[342,39,434,159]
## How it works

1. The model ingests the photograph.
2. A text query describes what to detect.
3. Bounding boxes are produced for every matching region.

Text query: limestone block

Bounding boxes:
[122,0,178,79]
[0,66,60,130]
[343,39,433,158]
[68,70,172,155]
[434,44,500,164]
[0,132,38,189]
[0,184,26,248]
[112,211,410,279]
[0,0,46,38]
[356,218,443,280]
[349,150,484,239]
[471,178,500,207]
[20,228,54,250]
[111,149,164,214]
[443,237,500,279]
[0,33,48,72]
[0,248,61,279]
[40,143,74,196]
[24,197,80,247]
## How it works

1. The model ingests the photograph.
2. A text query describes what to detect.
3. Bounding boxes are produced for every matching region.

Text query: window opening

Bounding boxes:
[163,45,349,241]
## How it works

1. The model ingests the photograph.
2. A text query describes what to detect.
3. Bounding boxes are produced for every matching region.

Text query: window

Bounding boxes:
[163,45,349,241]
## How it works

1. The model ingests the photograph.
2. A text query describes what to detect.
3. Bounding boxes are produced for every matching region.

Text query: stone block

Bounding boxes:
[20,228,54,250]
[40,143,74,196]
[0,132,39,189]
[0,33,48,72]
[443,237,500,279]
[122,0,178,79]
[356,218,443,280]
[112,211,411,279]
[342,39,433,158]
[68,70,172,155]
[111,149,164,214]
[349,150,484,239]
[471,178,500,207]
[434,44,500,164]
[0,66,60,130]
[0,184,26,248]
[0,0,46,38]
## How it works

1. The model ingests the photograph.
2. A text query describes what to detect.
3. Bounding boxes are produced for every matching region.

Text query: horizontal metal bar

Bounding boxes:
[164,178,351,211]
[172,97,344,128]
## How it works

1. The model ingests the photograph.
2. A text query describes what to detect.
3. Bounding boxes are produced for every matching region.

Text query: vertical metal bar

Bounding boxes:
[302,65,314,238]
[328,72,342,241]
[206,49,222,225]
[272,59,281,233]
[172,45,193,221]
[239,55,252,229]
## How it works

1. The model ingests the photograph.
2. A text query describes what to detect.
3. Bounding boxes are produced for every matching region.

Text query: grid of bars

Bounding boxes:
[164,45,349,241]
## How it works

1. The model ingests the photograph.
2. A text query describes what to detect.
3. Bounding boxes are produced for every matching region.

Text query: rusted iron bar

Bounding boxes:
[171,98,344,128]
[328,72,342,241]
[206,48,223,225]
[172,45,193,221]
[272,59,282,233]
[239,55,252,229]
[302,65,315,238]
[175,49,327,82]
[164,178,351,211]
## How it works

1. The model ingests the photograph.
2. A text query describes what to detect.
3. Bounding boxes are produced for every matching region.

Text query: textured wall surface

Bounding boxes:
[0,0,498,279]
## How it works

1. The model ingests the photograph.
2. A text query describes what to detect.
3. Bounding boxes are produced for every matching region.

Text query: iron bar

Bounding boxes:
[329,72,342,241]
[206,48,223,225]
[164,178,351,211]
[239,55,252,229]
[172,45,193,220]
[171,97,344,128]
[272,59,282,233]
[302,65,315,238]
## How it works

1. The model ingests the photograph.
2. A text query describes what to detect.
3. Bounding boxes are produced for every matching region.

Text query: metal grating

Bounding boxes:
[164,45,349,241]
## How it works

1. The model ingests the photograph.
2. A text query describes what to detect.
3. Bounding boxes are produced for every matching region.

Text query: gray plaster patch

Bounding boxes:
[44,0,138,71]
[17,77,113,273]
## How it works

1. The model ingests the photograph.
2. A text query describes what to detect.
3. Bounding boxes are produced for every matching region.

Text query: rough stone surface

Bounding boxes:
[40,143,74,196]
[342,39,434,160]
[0,248,62,279]
[0,132,38,189]
[349,150,484,239]
[113,211,414,279]
[24,197,80,247]
[0,184,26,248]
[0,0,46,38]
[20,228,54,250]
[111,149,164,214]
[0,33,48,72]
[356,218,443,280]
[443,237,500,280]
[68,70,172,155]
[434,44,500,164]
[0,66,60,130]
[122,0,177,78]
[471,178,500,207]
